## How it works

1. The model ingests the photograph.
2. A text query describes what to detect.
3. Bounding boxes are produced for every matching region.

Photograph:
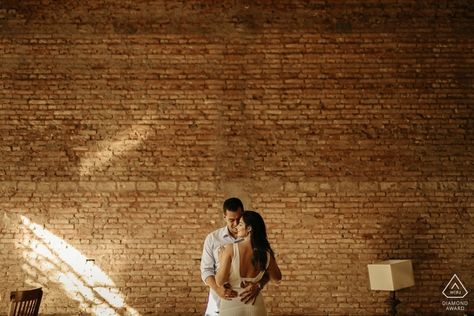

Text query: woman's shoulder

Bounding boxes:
[222,243,235,256]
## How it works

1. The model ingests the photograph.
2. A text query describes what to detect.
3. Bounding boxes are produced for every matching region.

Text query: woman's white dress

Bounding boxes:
[219,243,269,316]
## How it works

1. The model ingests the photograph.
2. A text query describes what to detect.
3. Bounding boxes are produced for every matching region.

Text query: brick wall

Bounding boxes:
[1,1,473,315]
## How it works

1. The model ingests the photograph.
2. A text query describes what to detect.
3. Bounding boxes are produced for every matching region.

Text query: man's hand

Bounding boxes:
[216,283,237,300]
[239,281,261,305]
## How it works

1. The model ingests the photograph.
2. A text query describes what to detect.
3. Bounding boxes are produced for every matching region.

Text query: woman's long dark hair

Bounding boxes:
[243,210,274,271]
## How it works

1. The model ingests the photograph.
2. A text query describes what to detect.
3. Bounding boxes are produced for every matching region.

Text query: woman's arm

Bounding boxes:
[267,253,282,282]
[215,244,233,287]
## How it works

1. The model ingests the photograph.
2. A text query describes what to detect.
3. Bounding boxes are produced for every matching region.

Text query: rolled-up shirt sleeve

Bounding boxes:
[200,233,215,283]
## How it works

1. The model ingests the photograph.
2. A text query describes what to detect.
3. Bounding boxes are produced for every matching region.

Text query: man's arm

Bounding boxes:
[200,234,216,283]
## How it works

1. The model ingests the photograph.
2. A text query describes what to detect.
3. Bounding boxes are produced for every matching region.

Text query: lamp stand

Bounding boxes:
[387,291,401,316]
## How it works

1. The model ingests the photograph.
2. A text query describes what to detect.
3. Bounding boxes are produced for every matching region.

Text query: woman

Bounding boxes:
[216,210,282,316]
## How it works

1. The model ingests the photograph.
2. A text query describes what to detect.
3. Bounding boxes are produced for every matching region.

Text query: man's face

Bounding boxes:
[224,208,243,237]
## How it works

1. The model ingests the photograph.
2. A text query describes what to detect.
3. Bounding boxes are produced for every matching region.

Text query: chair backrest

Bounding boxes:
[8,288,43,316]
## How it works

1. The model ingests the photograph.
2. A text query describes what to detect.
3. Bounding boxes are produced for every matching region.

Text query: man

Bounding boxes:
[200,197,267,316]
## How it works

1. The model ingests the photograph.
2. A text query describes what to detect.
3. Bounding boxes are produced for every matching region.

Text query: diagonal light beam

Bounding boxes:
[79,124,152,176]
[19,215,140,316]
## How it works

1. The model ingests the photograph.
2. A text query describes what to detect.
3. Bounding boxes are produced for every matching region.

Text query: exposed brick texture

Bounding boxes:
[1,1,473,315]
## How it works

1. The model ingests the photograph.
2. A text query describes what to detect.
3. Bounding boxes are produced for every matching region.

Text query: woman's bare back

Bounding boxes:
[238,241,261,278]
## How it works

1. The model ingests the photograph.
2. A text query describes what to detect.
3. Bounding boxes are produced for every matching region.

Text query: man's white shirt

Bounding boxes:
[200,226,239,316]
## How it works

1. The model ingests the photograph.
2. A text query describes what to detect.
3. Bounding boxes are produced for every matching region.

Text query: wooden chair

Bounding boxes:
[8,288,43,316]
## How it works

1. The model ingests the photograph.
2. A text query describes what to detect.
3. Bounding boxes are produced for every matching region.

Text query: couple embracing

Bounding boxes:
[200,198,282,316]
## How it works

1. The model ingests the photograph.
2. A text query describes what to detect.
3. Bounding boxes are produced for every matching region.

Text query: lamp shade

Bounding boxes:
[368,260,415,291]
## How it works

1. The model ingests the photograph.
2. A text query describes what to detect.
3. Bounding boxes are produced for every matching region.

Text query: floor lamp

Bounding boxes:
[368,260,415,316]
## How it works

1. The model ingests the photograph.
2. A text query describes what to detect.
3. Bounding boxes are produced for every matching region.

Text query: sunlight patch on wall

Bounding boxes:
[20,216,140,316]
[79,124,152,176]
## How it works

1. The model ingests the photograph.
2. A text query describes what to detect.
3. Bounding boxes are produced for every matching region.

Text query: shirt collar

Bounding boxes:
[221,226,236,240]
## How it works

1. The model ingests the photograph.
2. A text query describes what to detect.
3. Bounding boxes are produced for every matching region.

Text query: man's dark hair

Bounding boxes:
[222,197,244,214]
